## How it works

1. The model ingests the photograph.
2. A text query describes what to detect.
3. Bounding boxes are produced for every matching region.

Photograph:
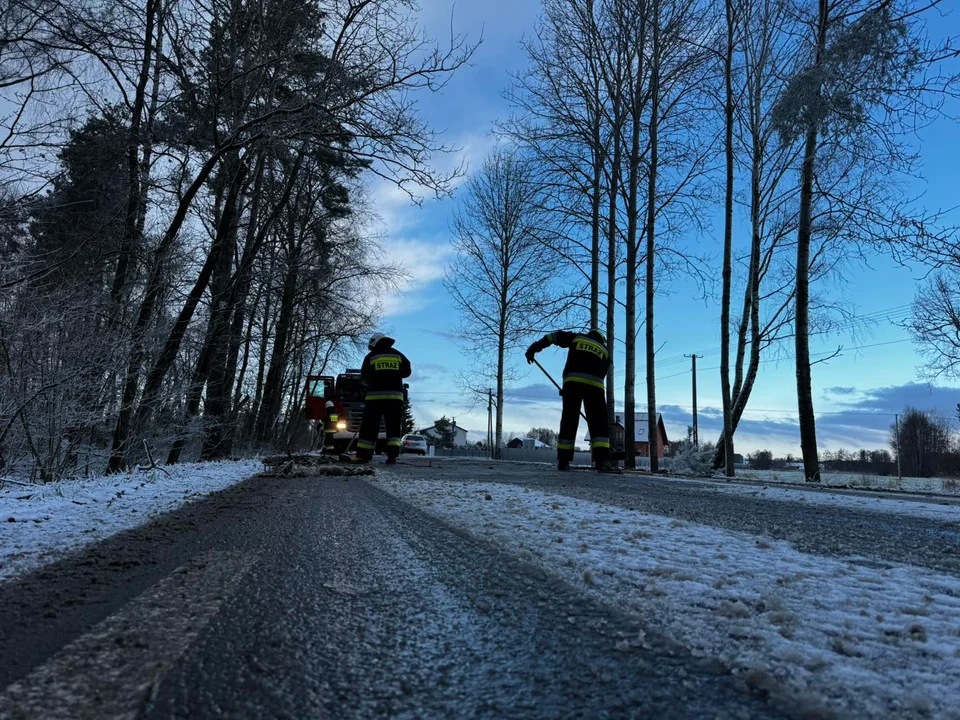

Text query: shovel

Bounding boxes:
[533,359,588,423]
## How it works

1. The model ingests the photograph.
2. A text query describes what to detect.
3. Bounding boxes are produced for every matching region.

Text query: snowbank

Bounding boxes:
[377,476,960,719]
[0,460,261,583]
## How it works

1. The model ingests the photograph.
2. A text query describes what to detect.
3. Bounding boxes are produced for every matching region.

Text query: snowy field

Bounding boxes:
[0,460,261,583]
[423,455,960,498]
[377,475,960,719]
[670,476,960,524]
[737,469,960,496]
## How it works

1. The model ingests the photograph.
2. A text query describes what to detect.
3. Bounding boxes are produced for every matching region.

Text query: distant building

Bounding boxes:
[418,422,470,447]
[608,412,670,458]
[506,437,551,450]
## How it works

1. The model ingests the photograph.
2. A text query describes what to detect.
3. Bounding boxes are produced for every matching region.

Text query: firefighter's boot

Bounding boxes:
[558,460,570,472]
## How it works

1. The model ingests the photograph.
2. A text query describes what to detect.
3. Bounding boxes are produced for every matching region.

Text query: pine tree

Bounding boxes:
[402,397,416,435]
[431,416,457,449]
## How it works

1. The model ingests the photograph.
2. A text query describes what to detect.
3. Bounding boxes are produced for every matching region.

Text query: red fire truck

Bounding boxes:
[305,370,406,454]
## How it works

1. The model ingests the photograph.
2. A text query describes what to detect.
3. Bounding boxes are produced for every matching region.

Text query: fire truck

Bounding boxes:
[304,370,406,454]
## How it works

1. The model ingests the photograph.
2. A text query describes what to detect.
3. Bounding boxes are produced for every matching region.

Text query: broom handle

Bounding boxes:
[533,359,589,424]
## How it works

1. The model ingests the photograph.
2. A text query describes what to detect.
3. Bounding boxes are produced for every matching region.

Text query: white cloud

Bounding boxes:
[378,237,455,317]
[363,128,499,319]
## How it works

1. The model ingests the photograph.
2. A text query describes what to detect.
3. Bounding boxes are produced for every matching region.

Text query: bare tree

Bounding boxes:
[719,0,737,477]
[638,0,714,472]
[502,0,611,326]
[891,407,953,478]
[911,273,960,378]
[445,149,563,457]
[773,0,956,482]
[106,0,475,471]
[710,0,807,469]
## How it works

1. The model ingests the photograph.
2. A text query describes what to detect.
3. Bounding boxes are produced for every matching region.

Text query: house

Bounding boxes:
[418,422,470,447]
[506,437,552,450]
[610,412,669,458]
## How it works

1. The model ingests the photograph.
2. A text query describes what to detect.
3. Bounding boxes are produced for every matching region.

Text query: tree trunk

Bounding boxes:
[255,239,300,445]
[165,314,219,465]
[201,155,246,460]
[714,13,766,471]
[219,155,268,424]
[645,1,660,474]
[106,147,235,473]
[109,0,159,326]
[247,260,275,439]
[128,157,247,453]
[232,279,263,419]
[795,0,828,484]
[622,5,648,471]
[590,115,602,329]
[605,135,621,432]
[720,0,736,477]
[624,94,642,469]
[496,324,505,460]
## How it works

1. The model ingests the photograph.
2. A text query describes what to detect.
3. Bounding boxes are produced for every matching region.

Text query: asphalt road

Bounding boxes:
[0,468,784,720]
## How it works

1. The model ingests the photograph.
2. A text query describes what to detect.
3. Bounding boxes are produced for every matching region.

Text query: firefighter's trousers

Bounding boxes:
[356,398,402,461]
[322,420,337,454]
[557,382,610,464]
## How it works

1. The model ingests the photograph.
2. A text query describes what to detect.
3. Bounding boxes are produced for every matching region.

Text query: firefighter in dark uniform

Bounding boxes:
[322,400,341,455]
[526,329,614,472]
[356,333,411,464]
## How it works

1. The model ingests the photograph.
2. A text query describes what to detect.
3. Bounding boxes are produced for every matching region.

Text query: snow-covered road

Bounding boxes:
[377,470,960,719]
[5,455,960,717]
[0,460,261,583]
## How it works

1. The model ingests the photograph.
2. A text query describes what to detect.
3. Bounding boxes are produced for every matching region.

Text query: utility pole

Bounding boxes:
[895,412,902,482]
[685,354,698,447]
[488,389,493,460]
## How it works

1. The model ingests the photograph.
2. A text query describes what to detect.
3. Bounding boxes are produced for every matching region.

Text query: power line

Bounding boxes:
[657,337,913,381]
[412,337,914,398]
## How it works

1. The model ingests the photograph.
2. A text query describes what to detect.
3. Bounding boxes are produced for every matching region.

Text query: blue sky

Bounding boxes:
[366,0,960,455]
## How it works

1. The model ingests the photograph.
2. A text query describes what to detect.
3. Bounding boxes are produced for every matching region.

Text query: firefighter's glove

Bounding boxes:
[525,344,538,364]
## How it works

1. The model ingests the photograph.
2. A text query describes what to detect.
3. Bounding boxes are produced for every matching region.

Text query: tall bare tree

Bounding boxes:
[773,0,954,482]
[719,0,737,477]
[445,149,563,457]
[106,0,474,471]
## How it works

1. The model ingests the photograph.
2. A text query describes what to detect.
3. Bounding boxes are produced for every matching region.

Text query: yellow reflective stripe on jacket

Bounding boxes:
[365,391,404,401]
[563,373,606,390]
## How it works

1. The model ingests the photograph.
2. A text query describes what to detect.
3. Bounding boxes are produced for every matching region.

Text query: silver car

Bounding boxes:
[400,434,428,455]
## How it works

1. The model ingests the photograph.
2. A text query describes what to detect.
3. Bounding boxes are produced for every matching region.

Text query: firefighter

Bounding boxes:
[322,400,340,454]
[355,333,411,464]
[525,329,615,472]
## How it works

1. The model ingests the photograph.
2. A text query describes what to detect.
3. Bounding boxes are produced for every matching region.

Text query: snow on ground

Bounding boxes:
[377,475,960,719]
[0,460,261,584]
[669,476,960,524]
[738,469,960,497]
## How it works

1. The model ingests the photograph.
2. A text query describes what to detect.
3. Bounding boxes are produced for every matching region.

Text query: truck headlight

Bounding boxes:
[336,421,347,430]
